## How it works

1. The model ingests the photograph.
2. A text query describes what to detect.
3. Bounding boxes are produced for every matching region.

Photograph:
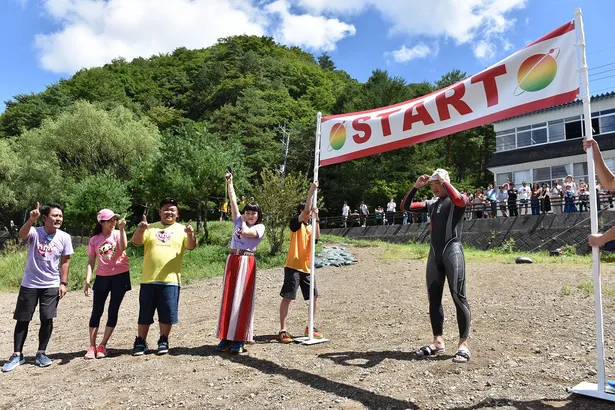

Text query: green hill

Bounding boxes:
[0,35,495,231]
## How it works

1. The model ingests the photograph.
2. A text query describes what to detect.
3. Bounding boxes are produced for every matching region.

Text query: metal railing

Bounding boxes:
[321,194,615,228]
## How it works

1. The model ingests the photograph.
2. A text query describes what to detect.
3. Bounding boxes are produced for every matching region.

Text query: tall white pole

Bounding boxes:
[575,8,606,390]
[307,112,322,340]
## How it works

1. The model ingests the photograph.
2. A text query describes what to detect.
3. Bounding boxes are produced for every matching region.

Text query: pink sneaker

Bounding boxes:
[96,345,107,359]
[84,346,96,359]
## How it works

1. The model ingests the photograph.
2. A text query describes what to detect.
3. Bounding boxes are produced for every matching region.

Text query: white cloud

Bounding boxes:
[265,0,356,51]
[33,0,526,73]
[35,0,355,73]
[473,40,495,61]
[294,0,527,61]
[36,0,268,73]
[387,43,433,63]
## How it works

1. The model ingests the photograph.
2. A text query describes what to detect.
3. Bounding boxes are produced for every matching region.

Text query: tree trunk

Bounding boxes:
[197,201,203,233]
[203,214,209,242]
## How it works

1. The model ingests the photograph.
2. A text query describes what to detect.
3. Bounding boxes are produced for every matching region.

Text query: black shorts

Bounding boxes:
[13,286,59,321]
[280,267,318,300]
[93,271,132,293]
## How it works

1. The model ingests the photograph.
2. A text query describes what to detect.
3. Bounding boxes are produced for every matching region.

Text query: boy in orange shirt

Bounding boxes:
[278,182,321,343]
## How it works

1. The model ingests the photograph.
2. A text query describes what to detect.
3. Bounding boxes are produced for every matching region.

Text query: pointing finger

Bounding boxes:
[36,202,40,210]
[142,214,147,222]
[186,219,192,227]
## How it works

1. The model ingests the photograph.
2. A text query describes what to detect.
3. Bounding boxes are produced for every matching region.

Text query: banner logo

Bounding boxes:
[514,48,560,95]
[328,122,346,151]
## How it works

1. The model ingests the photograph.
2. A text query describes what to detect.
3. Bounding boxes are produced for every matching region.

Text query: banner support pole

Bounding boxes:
[571,7,614,401]
[296,111,328,345]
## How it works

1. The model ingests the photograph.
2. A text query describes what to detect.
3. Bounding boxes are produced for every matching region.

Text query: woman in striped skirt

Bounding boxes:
[216,170,265,354]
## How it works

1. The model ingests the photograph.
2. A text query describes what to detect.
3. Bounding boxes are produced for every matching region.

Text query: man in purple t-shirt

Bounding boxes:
[2,202,73,372]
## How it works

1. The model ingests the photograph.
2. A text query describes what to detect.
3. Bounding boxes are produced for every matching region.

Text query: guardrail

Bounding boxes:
[320,195,615,229]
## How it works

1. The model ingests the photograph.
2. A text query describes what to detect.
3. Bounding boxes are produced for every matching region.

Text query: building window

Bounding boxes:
[565,116,583,139]
[496,173,512,187]
[494,104,615,153]
[533,167,551,183]
[601,110,615,134]
[573,162,588,182]
[496,128,515,152]
[605,158,615,173]
[580,115,601,137]
[517,125,531,147]
[532,125,547,144]
[548,119,565,142]
[551,165,570,184]
[593,118,600,136]
[514,170,531,185]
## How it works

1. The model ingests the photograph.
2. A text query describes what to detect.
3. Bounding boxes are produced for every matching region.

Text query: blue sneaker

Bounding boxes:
[216,339,232,352]
[231,341,245,354]
[2,353,25,372]
[35,352,52,368]
[133,336,148,356]
[606,380,615,393]
[157,336,169,355]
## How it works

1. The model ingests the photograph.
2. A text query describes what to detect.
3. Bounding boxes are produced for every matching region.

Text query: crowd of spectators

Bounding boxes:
[335,176,615,228]
[469,176,613,219]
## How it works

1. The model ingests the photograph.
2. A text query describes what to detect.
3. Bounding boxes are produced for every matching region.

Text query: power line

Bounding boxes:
[588,62,615,71]
[589,74,615,82]
[589,68,615,77]
[588,46,615,55]
[591,85,615,94]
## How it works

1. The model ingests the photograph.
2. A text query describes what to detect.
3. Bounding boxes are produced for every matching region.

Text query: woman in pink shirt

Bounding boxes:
[83,209,130,359]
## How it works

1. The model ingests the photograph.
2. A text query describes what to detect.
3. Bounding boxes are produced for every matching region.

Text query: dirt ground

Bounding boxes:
[1,243,615,410]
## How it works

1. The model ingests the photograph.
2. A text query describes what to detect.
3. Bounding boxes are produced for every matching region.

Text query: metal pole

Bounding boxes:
[279,122,290,174]
[307,112,321,341]
[575,7,606,390]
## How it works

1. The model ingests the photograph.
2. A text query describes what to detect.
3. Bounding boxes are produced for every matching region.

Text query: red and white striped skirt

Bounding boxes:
[216,254,257,342]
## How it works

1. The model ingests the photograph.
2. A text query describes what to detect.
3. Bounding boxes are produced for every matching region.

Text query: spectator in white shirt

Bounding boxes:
[342,201,350,228]
[386,198,396,225]
[519,181,531,216]
[497,186,508,217]
[360,202,369,227]
[551,179,563,213]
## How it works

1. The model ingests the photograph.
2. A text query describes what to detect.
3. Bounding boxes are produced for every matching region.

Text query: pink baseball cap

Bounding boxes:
[97,209,121,222]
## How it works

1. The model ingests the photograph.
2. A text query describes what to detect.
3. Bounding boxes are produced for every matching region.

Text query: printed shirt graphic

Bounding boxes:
[284,216,312,274]
[229,215,265,252]
[22,227,74,289]
[141,223,188,285]
[87,230,130,276]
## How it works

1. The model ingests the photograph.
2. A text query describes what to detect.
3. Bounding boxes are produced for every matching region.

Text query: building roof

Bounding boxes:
[495,91,615,123]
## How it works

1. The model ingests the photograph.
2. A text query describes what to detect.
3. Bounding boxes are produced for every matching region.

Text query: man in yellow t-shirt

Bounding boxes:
[278,182,321,344]
[131,198,197,356]
[219,199,228,221]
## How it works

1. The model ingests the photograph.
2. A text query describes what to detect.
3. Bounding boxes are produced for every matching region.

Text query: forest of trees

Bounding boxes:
[0,35,495,234]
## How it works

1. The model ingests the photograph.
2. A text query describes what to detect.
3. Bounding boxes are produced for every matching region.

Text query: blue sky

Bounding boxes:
[1,0,615,113]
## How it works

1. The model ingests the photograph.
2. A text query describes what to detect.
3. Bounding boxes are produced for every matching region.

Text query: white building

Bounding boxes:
[488,92,615,187]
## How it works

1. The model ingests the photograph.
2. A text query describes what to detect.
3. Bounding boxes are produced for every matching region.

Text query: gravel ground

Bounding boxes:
[1,243,615,410]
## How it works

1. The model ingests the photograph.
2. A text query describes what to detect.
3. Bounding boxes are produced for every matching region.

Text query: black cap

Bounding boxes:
[160,197,179,208]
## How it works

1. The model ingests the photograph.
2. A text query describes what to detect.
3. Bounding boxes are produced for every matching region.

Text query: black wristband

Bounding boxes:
[60,281,68,286]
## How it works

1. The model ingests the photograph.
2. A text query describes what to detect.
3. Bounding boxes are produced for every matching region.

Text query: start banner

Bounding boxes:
[319,21,579,167]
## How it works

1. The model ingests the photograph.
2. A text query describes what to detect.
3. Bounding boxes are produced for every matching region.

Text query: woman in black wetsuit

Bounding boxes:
[401,169,472,363]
